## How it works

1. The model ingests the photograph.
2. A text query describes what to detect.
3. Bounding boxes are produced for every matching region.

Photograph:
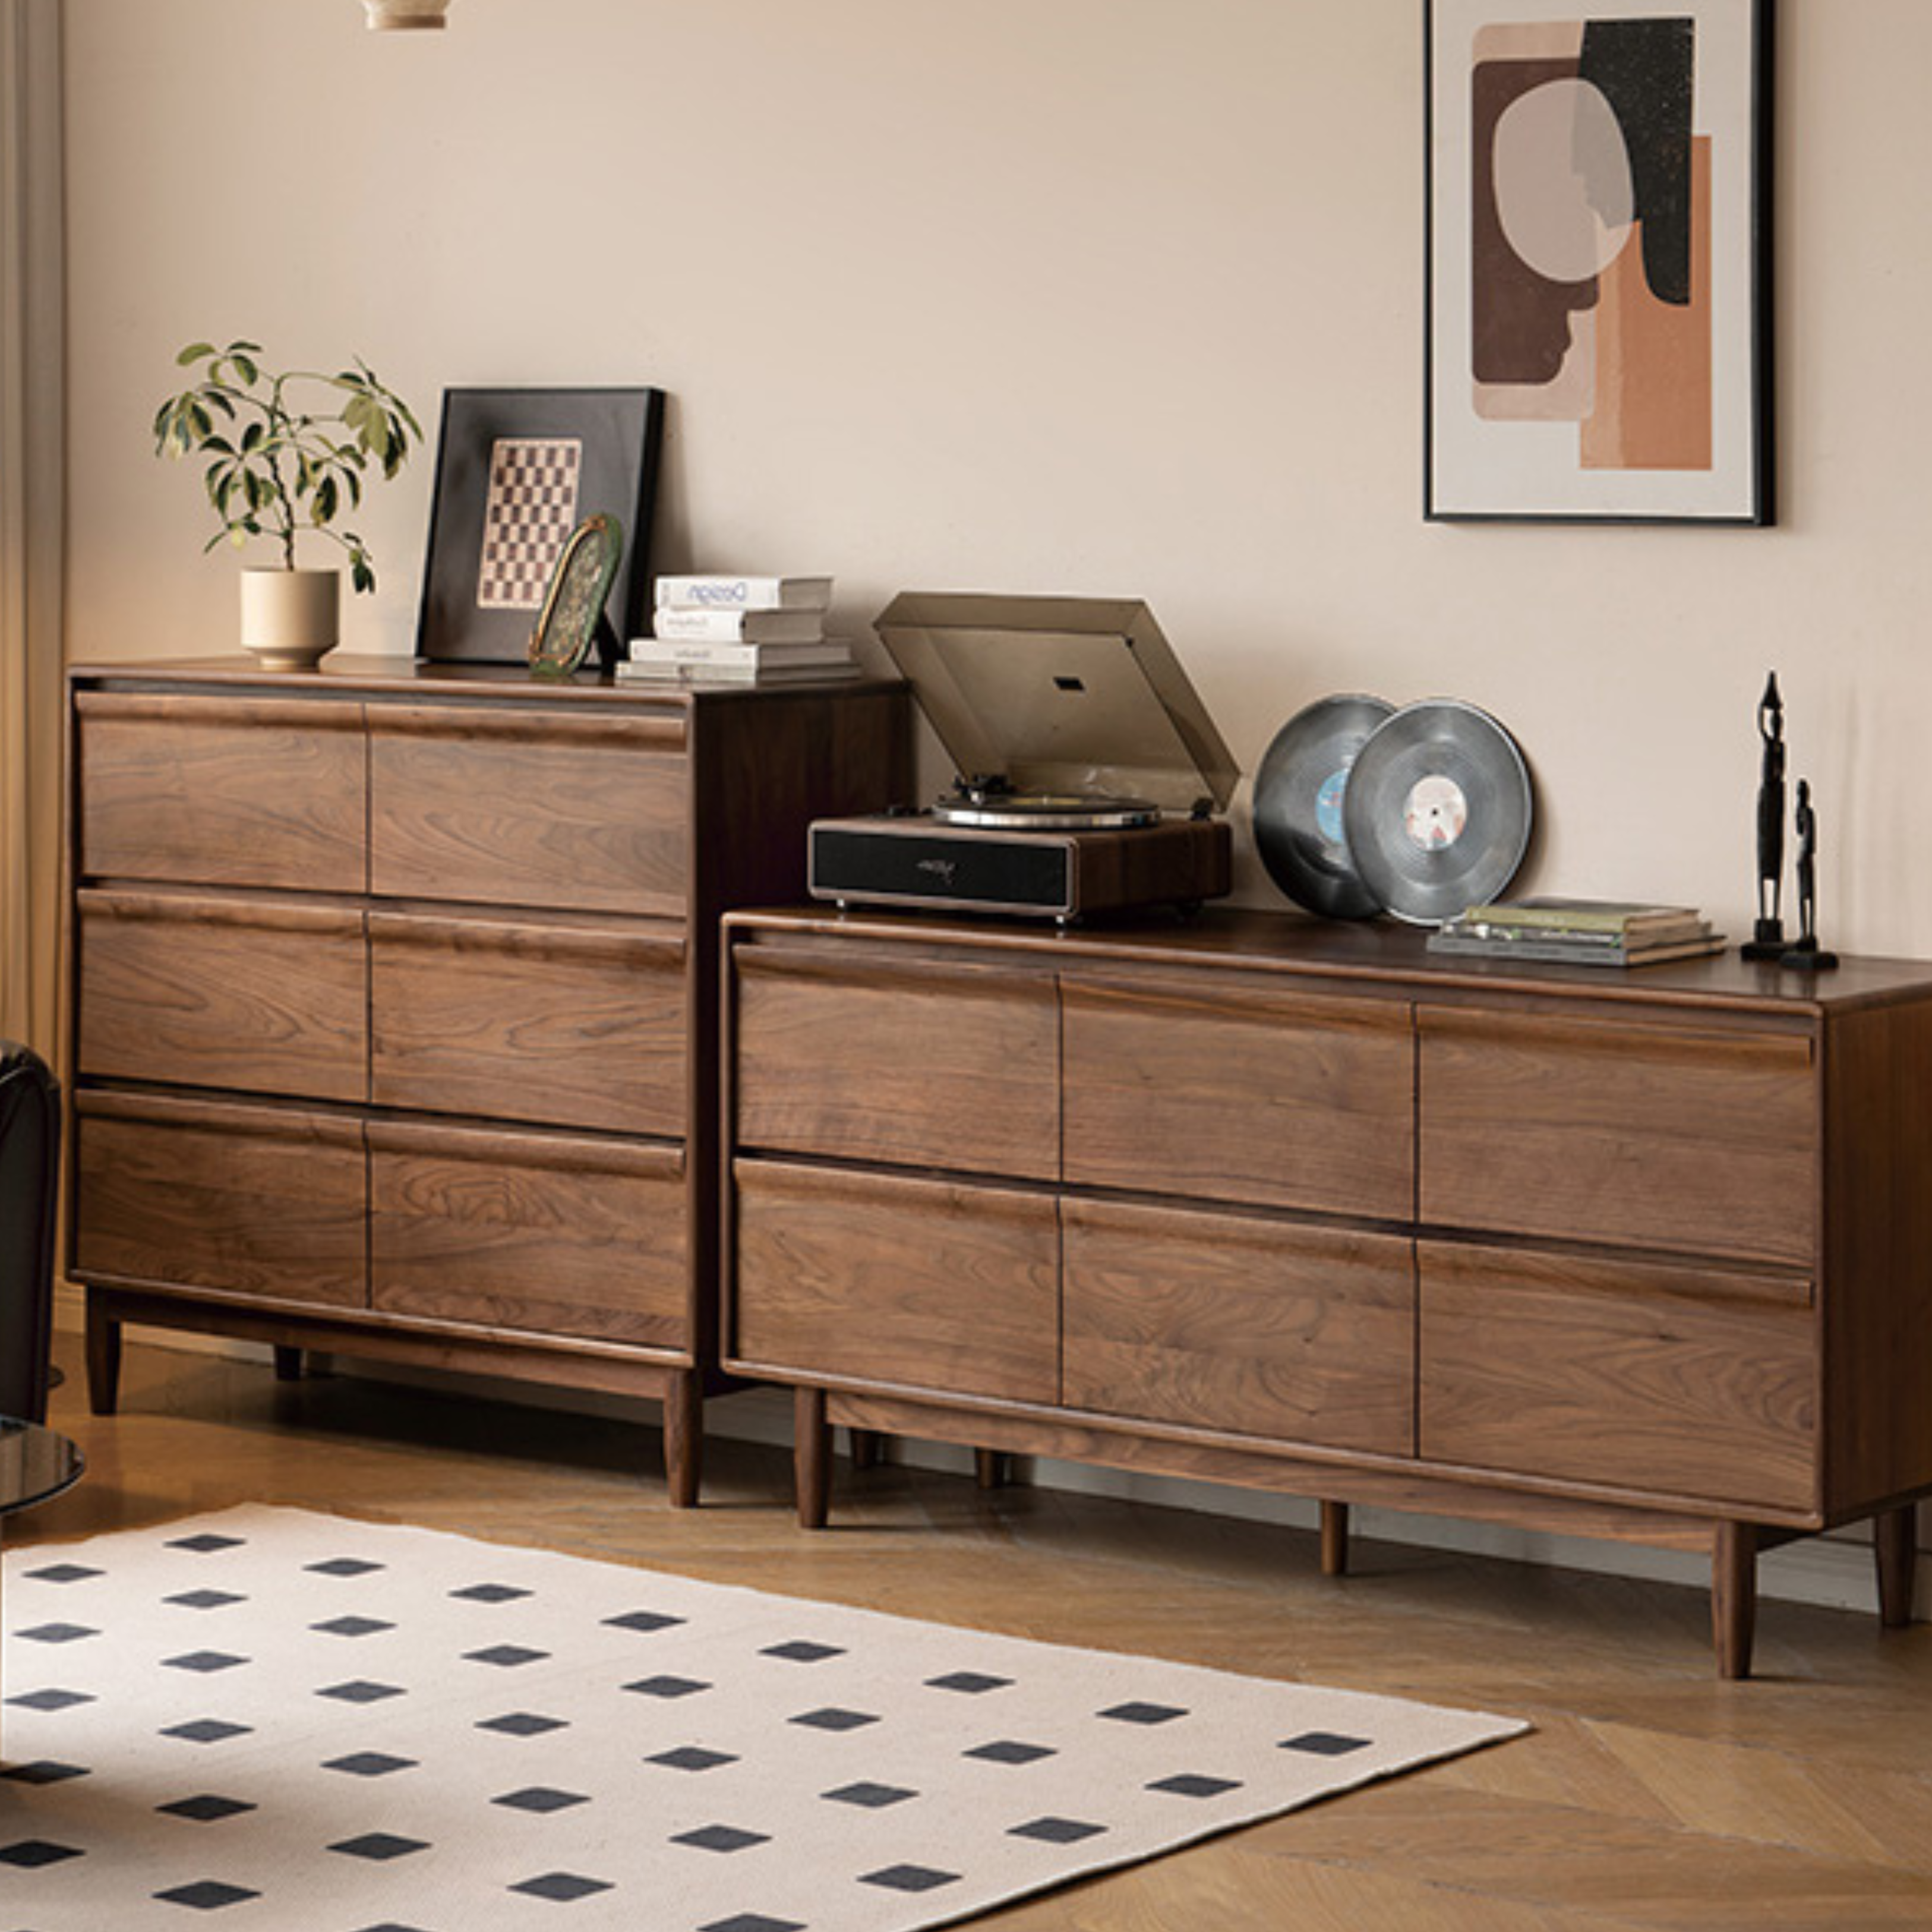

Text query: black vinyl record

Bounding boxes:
[1341,699,1532,924]
[1253,694,1394,918]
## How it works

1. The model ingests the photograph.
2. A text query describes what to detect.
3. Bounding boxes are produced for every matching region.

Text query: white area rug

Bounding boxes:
[2,1507,1523,1930]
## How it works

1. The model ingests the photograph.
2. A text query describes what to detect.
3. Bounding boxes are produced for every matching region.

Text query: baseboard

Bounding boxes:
[59,1292,1927,1618]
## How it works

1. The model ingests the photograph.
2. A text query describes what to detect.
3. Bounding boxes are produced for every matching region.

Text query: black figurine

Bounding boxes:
[1779,778,1839,971]
[1740,671,1787,959]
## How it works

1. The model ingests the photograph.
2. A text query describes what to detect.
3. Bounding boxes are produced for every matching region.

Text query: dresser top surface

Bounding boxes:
[68,655,902,708]
[727,903,1932,1019]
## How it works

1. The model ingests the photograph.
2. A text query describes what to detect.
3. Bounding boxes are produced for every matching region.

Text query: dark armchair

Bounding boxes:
[0,1040,60,1422]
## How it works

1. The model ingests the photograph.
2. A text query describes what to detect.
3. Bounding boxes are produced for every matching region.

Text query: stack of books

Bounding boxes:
[618,574,857,686]
[1426,896,1726,968]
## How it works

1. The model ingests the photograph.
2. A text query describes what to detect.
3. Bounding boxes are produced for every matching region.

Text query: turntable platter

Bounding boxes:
[931,790,1161,831]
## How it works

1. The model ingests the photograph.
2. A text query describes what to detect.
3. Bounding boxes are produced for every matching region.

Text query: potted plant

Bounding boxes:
[153,339,422,669]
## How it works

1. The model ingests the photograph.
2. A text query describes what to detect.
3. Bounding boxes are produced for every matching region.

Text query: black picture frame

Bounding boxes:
[1424,0,1773,525]
[416,386,665,663]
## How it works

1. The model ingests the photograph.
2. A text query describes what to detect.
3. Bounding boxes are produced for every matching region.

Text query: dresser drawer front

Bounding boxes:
[369,1122,686,1349]
[1419,1241,1817,1513]
[1063,1198,1414,1454]
[1419,1009,1817,1266]
[733,949,1059,1180]
[78,889,368,1104]
[733,1160,1059,1403]
[73,1092,366,1309]
[368,706,689,916]
[370,910,686,1135]
[1063,977,1413,1219]
[75,692,366,892]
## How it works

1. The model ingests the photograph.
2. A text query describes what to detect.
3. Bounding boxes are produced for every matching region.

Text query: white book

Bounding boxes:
[651,606,828,645]
[615,659,861,686]
[629,636,855,671]
[654,573,834,613]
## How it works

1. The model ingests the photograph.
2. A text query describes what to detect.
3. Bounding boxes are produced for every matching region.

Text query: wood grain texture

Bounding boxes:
[1062,974,1413,1218]
[733,945,1060,1180]
[1419,1240,1818,1514]
[367,704,689,916]
[77,887,368,1103]
[1062,1195,1414,1454]
[369,907,685,1135]
[75,690,366,891]
[368,1118,686,1349]
[1419,1006,1818,1267]
[72,1090,366,1308]
[733,1157,1059,1403]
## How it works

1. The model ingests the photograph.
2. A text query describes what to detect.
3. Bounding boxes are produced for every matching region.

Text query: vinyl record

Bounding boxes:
[1252,694,1395,918]
[1341,699,1532,924]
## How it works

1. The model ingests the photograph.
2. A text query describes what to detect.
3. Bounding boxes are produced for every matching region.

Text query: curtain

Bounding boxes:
[0,0,64,1058]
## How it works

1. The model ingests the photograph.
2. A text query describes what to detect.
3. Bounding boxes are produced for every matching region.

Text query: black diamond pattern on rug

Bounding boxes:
[157,1795,258,1823]
[153,1878,261,1909]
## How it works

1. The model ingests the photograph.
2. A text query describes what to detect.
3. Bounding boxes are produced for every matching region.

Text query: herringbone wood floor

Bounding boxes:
[15,1332,1932,1929]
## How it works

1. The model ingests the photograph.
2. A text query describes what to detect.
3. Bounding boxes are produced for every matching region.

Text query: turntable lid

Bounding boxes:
[873,592,1239,814]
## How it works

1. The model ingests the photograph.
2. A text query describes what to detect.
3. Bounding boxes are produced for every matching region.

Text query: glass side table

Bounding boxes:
[1,1418,85,1759]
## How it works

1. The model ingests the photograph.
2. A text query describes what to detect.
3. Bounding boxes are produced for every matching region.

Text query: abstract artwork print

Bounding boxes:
[1427,0,1770,522]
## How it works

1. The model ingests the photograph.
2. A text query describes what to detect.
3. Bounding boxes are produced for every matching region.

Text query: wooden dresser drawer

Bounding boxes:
[368,705,689,916]
[370,908,685,1135]
[73,1091,366,1309]
[1063,1198,1413,1454]
[1063,976,1413,1219]
[77,888,368,1104]
[1419,1240,1817,1513]
[1419,1008,1817,1266]
[369,1120,686,1349]
[75,692,366,892]
[733,948,1059,1180]
[733,1159,1059,1403]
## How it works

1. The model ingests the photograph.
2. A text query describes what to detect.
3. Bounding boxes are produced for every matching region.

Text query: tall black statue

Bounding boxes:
[1741,671,1787,960]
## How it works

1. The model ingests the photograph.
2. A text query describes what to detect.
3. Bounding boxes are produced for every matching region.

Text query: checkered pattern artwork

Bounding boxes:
[476,438,583,610]
[1,1507,1521,1930]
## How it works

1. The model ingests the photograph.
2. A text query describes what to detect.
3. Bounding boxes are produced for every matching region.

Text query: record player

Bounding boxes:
[809,593,1239,922]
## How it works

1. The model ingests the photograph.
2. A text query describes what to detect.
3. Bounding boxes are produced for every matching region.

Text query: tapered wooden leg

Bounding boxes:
[1713,1521,1758,1680]
[84,1301,122,1417]
[273,1346,304,1382]
[796,1387,831,1529]
[848,1428,883,1470]
[975,1448,1007,1491]
[662,1371,702,1508]
[1876,1505,1918,1629]
[1321,1501,1350,1577]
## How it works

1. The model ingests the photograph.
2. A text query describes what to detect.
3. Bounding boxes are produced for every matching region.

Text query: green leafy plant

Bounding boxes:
[153,339,422,594]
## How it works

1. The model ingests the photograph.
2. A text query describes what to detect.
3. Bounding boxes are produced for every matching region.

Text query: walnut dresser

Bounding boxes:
[65,656,909,1502]
[722,905,1932,1675]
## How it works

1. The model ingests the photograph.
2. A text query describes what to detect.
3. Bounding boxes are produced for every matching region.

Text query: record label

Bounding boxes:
[1403,775,1469,852]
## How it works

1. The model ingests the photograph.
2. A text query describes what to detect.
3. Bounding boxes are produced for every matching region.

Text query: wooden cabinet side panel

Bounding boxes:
[370,1122,687,1350]
[368,707,689,916]
[733,949,1060,1180]
[72,1092,367,1309]
[75,692,367,892]
[370,911,686,1135]
[77,889,368,1104]
[1419,1240,1817,1514]
[1419,1008,1818,1267]
[1062,1198,1415,1455]
[1821,1000,1932,1514]
[733,1160,1059,1404]
[1063,977,1413,1218]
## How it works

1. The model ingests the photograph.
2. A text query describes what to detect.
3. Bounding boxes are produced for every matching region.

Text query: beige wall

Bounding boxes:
[61,1,1932,954]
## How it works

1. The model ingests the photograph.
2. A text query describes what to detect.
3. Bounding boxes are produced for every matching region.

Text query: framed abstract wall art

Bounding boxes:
[1425,0,1772,523]
[416,387,664,662]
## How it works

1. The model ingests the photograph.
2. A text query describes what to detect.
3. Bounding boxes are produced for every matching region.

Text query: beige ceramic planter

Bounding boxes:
[239,568,340,671]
